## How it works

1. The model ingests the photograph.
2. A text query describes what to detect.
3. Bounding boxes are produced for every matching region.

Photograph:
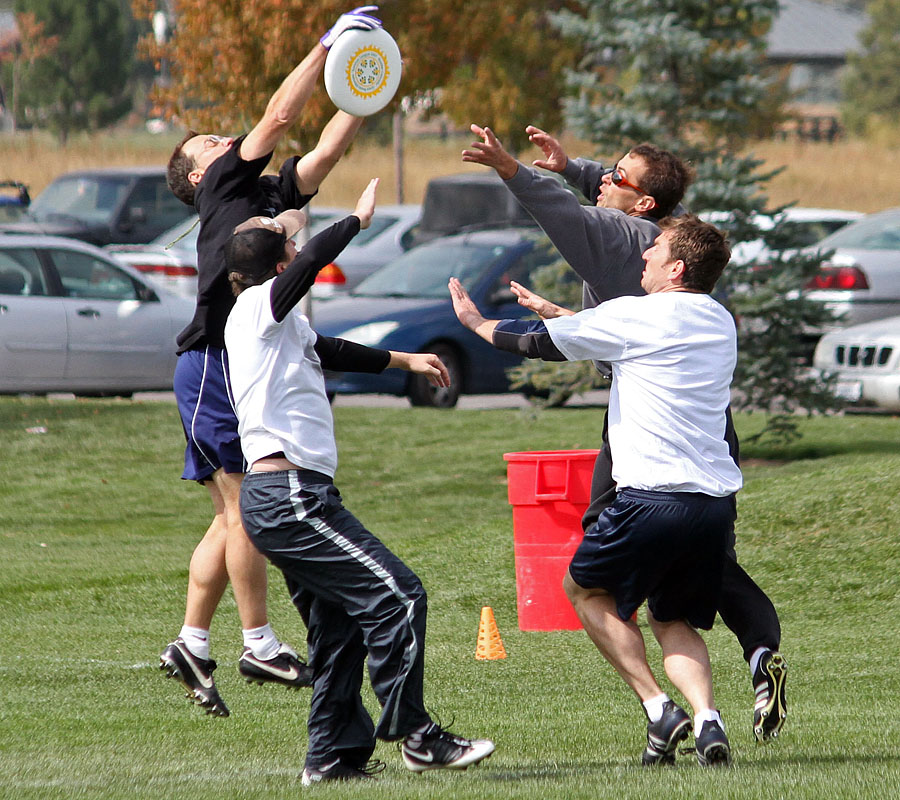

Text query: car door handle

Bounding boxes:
[77,308,101,318]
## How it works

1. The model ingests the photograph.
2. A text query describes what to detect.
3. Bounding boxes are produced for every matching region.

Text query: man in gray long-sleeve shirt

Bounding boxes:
[462,123,788,743]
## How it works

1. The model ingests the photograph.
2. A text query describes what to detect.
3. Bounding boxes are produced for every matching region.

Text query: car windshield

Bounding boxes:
[352,241,512,298]
[30,175,130,226]
[817,212,900,251]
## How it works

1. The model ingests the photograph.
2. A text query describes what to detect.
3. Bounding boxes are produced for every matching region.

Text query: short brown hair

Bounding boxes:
[629,144,694,219]
[659,214,731,293]
[167,130,198,207]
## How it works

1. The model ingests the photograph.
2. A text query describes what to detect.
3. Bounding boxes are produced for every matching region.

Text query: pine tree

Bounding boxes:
[510,0,841,441]
[13,0,135,142]
[842,0,900,137]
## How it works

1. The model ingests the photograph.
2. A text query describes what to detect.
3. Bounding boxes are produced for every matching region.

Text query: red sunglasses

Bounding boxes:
[608,169,649,196]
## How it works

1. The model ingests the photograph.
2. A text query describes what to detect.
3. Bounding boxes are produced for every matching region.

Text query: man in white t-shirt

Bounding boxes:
[223,180,495,784]
[450,214,739,768]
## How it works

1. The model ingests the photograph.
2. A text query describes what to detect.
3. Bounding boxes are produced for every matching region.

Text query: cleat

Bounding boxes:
[159,638,230,717]
[402,723,495,773]
[238,642,313,688]
[753,651,788,742]
[642,700,691,766]
[300,759,384,785]
[695,719,732,767]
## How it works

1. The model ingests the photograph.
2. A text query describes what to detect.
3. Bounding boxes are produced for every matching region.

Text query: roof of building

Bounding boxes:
[767,0,866,60]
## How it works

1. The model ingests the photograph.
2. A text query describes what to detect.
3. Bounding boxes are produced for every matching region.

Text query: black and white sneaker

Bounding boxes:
[238,642,313,688]
[159,638,230,717]
[642,700,691,766]
[401,724,495,772]
[695,719,732,767]
[300,759,385,785]
[753,650,788,742]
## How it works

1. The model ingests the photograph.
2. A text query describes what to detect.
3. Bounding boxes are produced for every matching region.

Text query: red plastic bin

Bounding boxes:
[503,450,600,631]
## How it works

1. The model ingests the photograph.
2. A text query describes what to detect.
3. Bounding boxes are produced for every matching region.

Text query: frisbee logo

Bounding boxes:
[346,46,389,98]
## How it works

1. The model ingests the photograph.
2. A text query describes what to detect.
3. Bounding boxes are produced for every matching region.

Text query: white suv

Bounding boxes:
[813,316,900,411]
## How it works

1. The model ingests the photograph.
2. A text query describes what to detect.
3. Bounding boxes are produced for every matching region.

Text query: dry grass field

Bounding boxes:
[1,127,897,214]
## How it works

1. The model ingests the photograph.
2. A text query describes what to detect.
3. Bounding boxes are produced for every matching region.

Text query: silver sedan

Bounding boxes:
[0,235,193,395]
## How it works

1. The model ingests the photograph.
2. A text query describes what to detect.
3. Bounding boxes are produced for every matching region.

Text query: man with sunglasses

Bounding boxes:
[158,7,383,718]
[462,124,787,744]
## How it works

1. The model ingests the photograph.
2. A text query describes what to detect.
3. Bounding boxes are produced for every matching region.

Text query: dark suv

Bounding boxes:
[0,167,194,246]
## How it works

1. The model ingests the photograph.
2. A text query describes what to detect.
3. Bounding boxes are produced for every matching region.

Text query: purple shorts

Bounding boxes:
[173,346,246,482]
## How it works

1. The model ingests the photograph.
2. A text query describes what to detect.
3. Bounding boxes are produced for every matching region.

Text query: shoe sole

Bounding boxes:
[642,717,691,765]
[403,743,495,773]
[754,653,788,742]
[698,743,732,767]
[159,655,230,717]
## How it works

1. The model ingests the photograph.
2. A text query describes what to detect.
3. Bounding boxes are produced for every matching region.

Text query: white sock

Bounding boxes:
[242,623,280,660]
[693,708,724,737]
[642,693,670,723]
[749,646,769,676]
[179,625,210,660]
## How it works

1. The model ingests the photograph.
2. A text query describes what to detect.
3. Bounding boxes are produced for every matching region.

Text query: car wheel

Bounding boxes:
[408,343,462,408]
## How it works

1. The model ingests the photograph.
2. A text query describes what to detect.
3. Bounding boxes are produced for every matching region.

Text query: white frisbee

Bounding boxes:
[324,27,402,117]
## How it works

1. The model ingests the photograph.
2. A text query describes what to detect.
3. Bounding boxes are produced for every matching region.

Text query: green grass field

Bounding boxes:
[1,398,898,799]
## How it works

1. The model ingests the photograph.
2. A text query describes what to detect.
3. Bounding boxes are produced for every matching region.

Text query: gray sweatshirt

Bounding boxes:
[504,157,661,312]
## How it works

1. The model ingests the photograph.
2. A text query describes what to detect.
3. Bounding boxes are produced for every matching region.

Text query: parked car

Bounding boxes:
[812,315,900,411]
[312,227,562,407]
[0,235,192,395]
[310,204,421,295]
[106,213,200,298]
[701,207,863,265]
[0,167,194,247]
[801,207,900,330]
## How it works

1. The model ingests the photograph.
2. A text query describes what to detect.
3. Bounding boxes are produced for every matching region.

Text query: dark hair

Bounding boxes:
[167,130,199,207]
[224,228,286,294]
[629,143,694,219]
[659,214,731,293]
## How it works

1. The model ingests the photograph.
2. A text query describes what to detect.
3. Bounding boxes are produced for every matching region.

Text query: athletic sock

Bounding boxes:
[693,708,724,737]
[749,646,769,676]
[242,623,280,660]
[179,625,211,660]
[642,693,670,723]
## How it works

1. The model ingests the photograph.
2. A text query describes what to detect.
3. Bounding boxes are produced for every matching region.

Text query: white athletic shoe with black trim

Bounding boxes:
[753,650,788,741]
[401,724,495,772]
[159,637,230,717]
[238,642,313,688]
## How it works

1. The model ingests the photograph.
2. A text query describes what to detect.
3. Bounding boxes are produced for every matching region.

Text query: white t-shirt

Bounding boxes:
[545,292,742,496]
[224,280,338,477]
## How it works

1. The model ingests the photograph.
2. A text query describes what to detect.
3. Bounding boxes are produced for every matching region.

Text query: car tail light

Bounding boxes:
[315,263,346,285]
[134,264,198,277]
[805,265,869,290]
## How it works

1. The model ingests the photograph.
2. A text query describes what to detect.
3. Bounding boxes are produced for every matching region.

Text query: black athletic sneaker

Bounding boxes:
[238,643,313,688]
[300,759,384,786]
[642,700,691,766]
[159,638,230,717]
[695,719,732,767]
[401,724,495,772]
[753,650,787,742]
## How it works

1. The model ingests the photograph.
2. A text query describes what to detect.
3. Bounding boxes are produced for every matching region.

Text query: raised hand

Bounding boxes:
[321,6,382,49]
[526,126,568,173]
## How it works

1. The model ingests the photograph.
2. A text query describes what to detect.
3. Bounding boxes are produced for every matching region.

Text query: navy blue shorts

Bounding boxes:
[173,346,246,482]
[568,488,734,630]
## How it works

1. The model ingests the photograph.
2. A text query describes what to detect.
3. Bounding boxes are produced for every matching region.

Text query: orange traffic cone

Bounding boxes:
[475,606,507,660]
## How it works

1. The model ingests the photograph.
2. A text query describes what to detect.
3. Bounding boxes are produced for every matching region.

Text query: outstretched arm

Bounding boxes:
[241,6,381,162]
[461,125,519,180]
[294,111,365,195]
[386,352,450,388]
[449,277,500,343]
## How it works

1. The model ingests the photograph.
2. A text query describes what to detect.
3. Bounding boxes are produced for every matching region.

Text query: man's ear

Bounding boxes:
[634,195,657,214]
[188,167,204,186]
[669,259,686,281]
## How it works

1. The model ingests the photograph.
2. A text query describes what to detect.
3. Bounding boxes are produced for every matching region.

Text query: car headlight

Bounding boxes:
[338,320,400,346]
